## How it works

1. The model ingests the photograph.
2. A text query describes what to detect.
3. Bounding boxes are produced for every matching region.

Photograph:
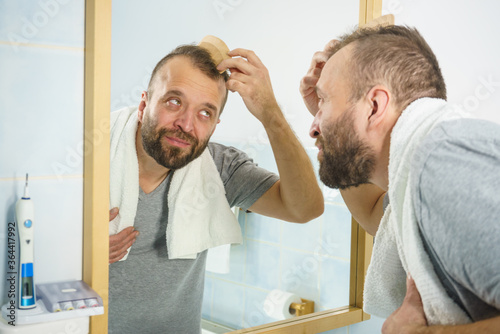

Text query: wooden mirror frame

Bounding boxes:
[82,1,390,332]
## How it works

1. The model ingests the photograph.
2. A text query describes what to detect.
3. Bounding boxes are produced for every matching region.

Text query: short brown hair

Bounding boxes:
[147,45,230,115]
[331,25,446,111]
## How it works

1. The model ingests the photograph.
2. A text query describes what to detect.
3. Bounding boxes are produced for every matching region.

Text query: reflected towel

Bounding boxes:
[109,106,242,264]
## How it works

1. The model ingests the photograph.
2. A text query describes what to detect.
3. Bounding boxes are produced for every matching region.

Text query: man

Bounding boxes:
[106,44,323,333]
[300,26,500,333]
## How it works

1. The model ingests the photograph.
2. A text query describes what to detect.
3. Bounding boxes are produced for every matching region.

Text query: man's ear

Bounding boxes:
[138,91,148,123]
[365,85,390,129]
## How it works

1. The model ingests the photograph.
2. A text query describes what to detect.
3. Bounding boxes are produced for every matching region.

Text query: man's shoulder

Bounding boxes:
[207,142,252,167]
[412,117,500,182]
[411,117,500,231]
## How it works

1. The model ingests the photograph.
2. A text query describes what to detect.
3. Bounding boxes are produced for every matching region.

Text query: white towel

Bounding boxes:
[109,106,242,264]
[364,98,472,325]
[205,207,241,274]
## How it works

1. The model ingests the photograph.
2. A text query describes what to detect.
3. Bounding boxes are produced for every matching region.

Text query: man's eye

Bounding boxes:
[167,98,181,107]
[200,110,211,118]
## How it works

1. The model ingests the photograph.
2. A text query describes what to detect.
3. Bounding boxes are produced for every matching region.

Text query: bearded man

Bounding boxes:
[301,26,500,333]
[107,44,323,333]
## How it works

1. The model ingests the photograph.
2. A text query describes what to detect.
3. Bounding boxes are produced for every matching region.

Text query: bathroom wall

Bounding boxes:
[0,0,85,307]
[386,0,500,125]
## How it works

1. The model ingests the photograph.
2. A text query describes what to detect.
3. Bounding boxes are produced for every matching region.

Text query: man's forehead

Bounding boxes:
[155,57,224,94]
[326,45,352,74]
[318,45,353,93]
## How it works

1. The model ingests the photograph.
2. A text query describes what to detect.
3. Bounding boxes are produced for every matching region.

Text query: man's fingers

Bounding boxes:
[225,79,248,96]
[218,57,253,75]
[307,40,339,70]
[226,71,249,85]
[310,51,329,69]
[405,275,424,307]
[324,39,340,53]
[109,227,138,250]
[109,231,138,263]
[300,75,319,89]
[228,48,262,66]
[109,251,128,264]
[109,232,137,253]
[109,207,119,221]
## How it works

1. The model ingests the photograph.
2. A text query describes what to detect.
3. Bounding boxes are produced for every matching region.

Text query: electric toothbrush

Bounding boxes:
[16,173,36,309]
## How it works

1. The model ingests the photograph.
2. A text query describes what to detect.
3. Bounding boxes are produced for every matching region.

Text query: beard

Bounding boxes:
[141,113,210,170]
[317,109,376,190]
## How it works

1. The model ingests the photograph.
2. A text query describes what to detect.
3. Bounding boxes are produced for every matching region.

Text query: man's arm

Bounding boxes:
[383,276,500,334]
[423,318,500,334]
[217,49,323,223]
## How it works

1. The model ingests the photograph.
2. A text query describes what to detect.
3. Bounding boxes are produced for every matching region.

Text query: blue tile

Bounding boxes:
[210,241,246,284]
[245,213,281,244]
[0,45,84,178]
[319,256,350,310]
[280,249,320,303]
[244,240,280,291]
[237,208,246,231]
[320,204,352,259]
[282,217,321,252]
[349,315,386,334]
[0,0,85,48]
[242,288,277,328]
[202,276,213,320]
[211,279,244,329]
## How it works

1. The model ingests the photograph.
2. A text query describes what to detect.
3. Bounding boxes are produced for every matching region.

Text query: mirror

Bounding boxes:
[108,0,361,332]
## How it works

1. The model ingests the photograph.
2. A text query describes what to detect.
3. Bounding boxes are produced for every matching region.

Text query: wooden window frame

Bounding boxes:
[82,1,388,332]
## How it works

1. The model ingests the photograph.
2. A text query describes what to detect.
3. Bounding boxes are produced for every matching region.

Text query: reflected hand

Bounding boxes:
[299,39,339,115]
[109,207,139,264]
[217,48,280,124]
[382,275,428,334]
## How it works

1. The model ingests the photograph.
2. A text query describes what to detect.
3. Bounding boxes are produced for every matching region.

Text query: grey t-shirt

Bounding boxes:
[411,118,500,321]
[382,118,500,321]
[108,142,279,334]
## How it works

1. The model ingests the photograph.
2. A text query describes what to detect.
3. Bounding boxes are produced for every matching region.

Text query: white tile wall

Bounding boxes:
[0,0,85,308]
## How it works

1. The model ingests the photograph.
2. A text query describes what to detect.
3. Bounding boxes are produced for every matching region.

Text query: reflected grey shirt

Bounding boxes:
[109,142,279,334]
[385,118,500,321]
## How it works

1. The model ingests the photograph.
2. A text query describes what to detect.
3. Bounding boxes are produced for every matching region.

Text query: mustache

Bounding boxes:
[315,136,325,148]
[158,127,198,145]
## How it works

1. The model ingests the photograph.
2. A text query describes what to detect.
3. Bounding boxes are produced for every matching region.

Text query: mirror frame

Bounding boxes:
[82,1,386,332]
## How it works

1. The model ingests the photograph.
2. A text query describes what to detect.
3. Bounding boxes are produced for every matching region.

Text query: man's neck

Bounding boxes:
[370,128,393,192]
[136,124,170,194]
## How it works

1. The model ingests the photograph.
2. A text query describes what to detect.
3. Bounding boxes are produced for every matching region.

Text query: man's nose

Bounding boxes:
[309,114,321,138]
[174,109,195,133]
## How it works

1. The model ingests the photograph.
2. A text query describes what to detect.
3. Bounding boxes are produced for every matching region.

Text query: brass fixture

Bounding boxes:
[289,298,315,316]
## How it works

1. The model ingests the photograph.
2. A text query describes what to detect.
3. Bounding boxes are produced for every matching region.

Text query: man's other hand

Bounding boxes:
[300,39,338,115]
[109,208,139,264]
[382,275,428,334]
